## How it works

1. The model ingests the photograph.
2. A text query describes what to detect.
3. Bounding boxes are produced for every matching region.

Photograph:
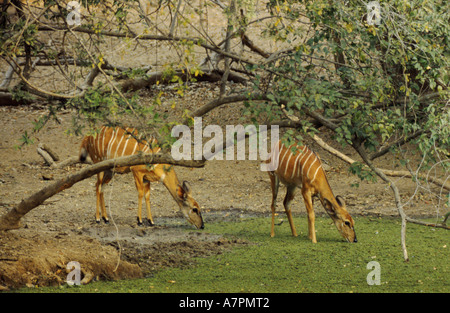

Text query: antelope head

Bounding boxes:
[176,181,204,229]
[322,196,357,243]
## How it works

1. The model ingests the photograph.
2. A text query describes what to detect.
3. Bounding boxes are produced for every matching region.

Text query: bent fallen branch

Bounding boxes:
[312,135,450,192]
[0,153,205,231]
[37,143,59,167]
[37,143,91,169]
[120,68,247,92]
[189,92,266,120]
[405,216,450,230]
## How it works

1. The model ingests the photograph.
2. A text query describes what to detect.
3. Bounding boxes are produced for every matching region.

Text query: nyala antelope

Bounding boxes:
[267,140,356,243]
[79,126,204,229]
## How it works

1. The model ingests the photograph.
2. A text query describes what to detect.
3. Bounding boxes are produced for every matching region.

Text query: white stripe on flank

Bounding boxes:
[293,147,305,179]
[96,133,102,161]
[113,129,121,158]
[306,156,318,180]
[107,128,119,159]
[128,128,136,146]
[301,151,314,177]
[159,172,166,182]
[93,135,98,161]
[96,129,100,160]
[113,132,125,159]
[131,140,139,155]
[297,147,310,173]
[121,135,130,156]
[278,145,290,172]
[311,165,321,183]
[284,151,293,176]
[101,127,106,159]
[122,128,136,156]
[296,152,302,178]
[291,149,303,179]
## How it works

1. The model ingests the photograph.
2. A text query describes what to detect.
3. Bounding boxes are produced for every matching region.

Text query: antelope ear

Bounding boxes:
[177,183,189,200]
[336,196,346,207]
[182,180,190,193]
[323,198,337,218]
[177,185,185,200]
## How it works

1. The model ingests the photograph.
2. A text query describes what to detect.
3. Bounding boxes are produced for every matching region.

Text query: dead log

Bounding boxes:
[37,144,83,169]
[0,91,28,106]
[37,143,57,167]
[39,144,59,161]
[120,68,247,92]
[52,156,86,169]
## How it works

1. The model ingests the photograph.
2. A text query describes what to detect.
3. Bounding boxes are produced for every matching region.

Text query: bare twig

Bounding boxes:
[354,141,409,262]
[37,143,85,169]
[169,0,183,37]
[220,7,234,98]
[188,92,266,122]
[242,34,270,58]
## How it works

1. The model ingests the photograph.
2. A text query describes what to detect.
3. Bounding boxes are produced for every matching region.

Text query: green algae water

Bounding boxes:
[17,216,449,293]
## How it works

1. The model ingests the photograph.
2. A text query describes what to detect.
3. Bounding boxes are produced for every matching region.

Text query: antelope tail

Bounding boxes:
[79,136,90,162]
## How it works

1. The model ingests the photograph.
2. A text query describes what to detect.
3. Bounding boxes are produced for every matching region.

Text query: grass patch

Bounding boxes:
[17,216,449,293]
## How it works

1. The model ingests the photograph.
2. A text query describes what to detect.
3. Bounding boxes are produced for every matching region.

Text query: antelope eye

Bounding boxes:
[344,221,351,227]
[192,208,199,214]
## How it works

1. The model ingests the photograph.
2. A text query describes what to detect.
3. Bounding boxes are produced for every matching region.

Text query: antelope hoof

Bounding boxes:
[137,217,154,227]
[102,217,109,224]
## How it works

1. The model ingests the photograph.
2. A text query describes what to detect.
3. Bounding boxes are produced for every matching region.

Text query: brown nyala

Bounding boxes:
[267,140,356,243]
[79,126,204,229]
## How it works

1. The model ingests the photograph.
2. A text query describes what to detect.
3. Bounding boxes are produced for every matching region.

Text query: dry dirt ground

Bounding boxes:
[0,83,445,290]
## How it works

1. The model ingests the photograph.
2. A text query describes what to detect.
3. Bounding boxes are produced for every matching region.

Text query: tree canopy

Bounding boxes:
[1,0,448,159]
